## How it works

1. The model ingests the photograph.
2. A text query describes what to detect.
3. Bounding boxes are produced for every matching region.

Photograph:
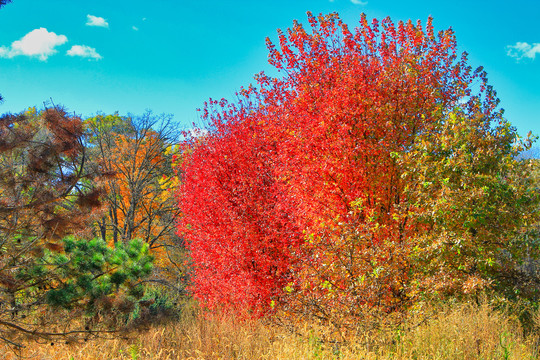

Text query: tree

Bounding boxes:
[84,112,183,285]
[0,106,98,250]
[6,236,153,348]
[178,12,538,326]
[494,156,540,304]
[0,106,153,348]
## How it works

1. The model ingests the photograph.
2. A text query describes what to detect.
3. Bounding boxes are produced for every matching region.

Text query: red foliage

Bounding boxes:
[179,107,302,311]
[178,13,491,313]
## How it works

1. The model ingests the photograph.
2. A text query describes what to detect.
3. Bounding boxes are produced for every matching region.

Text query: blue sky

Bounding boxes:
[0,0,538,137]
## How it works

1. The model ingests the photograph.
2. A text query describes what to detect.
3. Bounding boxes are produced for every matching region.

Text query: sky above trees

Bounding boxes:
[0,0,538,136]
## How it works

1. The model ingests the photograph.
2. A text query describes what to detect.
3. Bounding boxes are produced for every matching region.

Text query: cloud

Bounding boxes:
[351,0,368,4]
[86,14,109,28]
[67,45,102,60]
[506,42,540,61]
[188,128,209,139]
[132,26,139,31]
[0,28,67,61]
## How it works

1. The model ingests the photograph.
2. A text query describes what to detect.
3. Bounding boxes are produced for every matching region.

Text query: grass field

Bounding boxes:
[2,299,538,360]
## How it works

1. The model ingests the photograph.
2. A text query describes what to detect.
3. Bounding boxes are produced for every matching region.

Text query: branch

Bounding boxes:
[0,319,118,338]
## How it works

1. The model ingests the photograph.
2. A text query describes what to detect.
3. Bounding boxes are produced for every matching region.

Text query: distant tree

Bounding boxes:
[0,106,153,348]
[84,112,183,285]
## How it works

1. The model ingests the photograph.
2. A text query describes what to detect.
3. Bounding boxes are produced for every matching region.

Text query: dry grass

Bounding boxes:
[1,300,538,359]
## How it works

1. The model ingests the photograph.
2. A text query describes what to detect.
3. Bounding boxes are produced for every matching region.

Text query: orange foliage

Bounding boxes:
[87,113,180,276]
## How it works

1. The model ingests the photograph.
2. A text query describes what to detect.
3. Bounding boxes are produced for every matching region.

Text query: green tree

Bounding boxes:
[4,237,153,346]
[398,109,539,298]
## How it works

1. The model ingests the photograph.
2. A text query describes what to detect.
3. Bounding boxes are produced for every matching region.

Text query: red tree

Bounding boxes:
[178,13,527,318]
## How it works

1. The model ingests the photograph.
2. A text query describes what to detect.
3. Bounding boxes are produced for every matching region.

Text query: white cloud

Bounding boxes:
[0,28,67,61]
[188,128,209,139]
[132,26,139,31]
[507,42,540,61]
[86,14,109,28]
[351,0,368,4]
[67,45,102,60]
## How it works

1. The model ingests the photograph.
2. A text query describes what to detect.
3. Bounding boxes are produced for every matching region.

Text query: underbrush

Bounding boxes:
[1,299,538,359]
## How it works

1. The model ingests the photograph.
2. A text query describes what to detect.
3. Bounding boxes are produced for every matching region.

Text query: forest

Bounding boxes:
[1,2,540,359]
